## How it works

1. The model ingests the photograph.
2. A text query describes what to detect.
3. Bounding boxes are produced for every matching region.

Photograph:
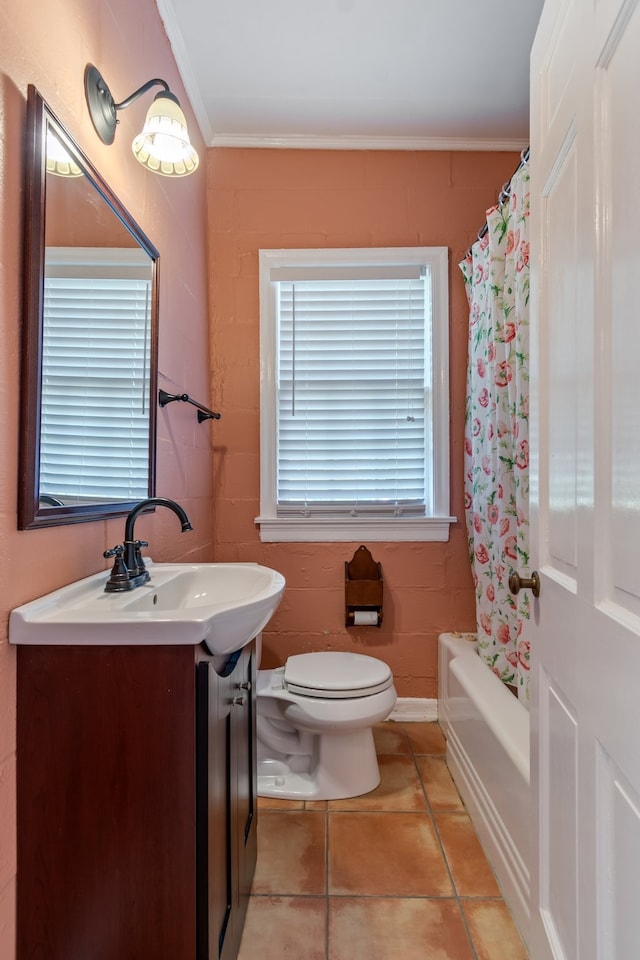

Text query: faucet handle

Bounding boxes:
[104,544,125,559]
[103,545,133,593]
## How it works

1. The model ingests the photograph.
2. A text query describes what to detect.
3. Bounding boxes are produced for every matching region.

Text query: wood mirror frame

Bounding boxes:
[19,86,159,529]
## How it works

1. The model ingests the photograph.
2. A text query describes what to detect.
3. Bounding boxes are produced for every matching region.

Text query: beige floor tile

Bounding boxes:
[238,896,326,960]
[434,813,501,897]
[328,811,453,897]
[416,756,465,811]
[373,721,411,755]
[258,795,304,811]
[405,721,447,755]
[252,811,326,895]
[246,719,526,957]
[462,900,529,960]
[329,897,474,960]
[329,755,427,812]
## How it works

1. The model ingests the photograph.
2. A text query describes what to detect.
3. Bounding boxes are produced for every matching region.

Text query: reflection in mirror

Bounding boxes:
[19,87,159,529]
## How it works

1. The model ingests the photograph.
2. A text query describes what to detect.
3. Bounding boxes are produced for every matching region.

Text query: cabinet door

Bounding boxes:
[235,644,257,915]
[196,641,257,960]
[18,645,197,960]
[196,661,237,960]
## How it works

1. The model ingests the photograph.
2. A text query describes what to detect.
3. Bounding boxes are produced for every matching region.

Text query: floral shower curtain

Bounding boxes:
[460,162,531,702]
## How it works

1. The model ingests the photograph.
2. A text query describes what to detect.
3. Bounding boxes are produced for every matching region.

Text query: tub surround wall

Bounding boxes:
[0,0,212,952]
[207,148,518,699]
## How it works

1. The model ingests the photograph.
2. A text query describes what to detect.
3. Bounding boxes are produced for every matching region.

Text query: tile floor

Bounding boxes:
[238,721,528,960]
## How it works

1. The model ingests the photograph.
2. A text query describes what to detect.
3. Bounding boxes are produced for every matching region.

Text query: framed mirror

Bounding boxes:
[19,86,159,529]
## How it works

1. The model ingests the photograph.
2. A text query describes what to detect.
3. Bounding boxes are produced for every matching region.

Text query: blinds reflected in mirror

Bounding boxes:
[40,247,152,503]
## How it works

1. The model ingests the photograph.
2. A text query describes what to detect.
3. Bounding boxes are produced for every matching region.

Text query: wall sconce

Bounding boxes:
[84,63,199,177]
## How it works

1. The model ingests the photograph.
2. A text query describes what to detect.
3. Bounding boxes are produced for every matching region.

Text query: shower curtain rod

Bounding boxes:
[464,146,530,259]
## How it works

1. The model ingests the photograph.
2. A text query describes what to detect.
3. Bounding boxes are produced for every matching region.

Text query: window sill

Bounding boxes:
[255,515,457,543]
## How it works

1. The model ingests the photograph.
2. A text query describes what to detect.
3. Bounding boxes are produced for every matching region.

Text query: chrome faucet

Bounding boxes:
[104,497,193,592]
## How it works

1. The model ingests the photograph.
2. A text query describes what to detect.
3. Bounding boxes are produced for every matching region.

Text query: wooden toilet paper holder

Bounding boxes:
[345,545,383,627]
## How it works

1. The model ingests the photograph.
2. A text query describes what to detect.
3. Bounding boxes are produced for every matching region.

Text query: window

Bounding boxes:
[257,247,454,542]
[41,247,152,503]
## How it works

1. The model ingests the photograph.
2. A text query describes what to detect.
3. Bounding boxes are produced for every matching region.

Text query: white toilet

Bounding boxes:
[256,650,397,801]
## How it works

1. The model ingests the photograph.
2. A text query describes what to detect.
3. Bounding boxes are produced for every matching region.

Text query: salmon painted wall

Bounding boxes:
[207,148,519,699]
[0,0,212,953]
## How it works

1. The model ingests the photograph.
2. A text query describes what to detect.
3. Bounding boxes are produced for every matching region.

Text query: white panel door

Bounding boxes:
[529,1,640,958]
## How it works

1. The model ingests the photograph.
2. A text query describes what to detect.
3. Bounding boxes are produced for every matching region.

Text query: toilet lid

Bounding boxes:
[284,652,393,699]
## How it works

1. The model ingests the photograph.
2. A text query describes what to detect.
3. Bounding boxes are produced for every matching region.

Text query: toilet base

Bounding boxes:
[257,726,381,801]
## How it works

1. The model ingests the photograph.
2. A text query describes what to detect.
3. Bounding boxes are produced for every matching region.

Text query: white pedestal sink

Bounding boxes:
[9,561,285,656]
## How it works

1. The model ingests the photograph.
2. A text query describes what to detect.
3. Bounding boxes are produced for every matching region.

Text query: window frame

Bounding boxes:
[257,246,455,542]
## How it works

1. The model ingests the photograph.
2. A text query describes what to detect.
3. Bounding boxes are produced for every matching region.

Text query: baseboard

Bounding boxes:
[388,698,438,722]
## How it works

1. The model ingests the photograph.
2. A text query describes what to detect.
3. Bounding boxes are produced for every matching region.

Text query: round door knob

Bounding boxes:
[232,695,247,707]
[509,570,541,598]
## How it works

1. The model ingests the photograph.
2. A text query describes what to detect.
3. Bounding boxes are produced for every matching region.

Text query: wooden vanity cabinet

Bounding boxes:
[17,639,257,960]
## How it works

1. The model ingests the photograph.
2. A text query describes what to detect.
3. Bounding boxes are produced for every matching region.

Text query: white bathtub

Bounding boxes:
[438,632,530,949]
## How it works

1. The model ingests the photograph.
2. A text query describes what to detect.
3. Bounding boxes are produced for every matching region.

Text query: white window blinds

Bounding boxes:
[40,251,152,502]
[276,271,430,515]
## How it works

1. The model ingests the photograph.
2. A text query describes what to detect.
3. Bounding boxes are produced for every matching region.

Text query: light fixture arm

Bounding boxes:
[85,64,173,145]
[113,78,170,112]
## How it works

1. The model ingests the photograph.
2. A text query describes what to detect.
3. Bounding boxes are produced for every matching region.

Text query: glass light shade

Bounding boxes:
[46,129,83,177]
[131,93,199,177]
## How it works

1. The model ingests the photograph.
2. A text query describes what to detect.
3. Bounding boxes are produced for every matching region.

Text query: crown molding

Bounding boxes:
[209,133,527,152]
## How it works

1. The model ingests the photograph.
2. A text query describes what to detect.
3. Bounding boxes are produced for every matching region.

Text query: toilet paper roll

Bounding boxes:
[353,610,379,626]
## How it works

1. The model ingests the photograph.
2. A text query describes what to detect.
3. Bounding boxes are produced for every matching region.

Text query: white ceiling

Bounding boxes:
[156,0,545,151]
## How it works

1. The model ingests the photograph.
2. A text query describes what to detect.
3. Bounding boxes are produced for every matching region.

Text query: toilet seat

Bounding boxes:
[283,652,393,699]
